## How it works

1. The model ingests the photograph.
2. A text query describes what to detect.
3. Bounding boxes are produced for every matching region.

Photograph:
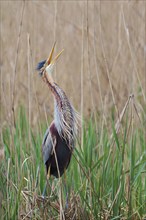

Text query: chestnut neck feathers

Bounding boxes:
[44,74,78,147]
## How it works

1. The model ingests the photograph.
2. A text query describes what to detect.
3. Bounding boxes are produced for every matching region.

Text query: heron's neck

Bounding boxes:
[46,80,77,143]
[53,83,73,135]
[46,80,63,107]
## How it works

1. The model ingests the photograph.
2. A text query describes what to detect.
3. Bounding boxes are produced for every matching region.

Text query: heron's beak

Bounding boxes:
[50,49,64,64]
[46,42,64,65]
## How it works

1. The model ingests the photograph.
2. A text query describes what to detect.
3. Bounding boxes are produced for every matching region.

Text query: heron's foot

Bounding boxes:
[42,167,50,197]
[41,194,45,199]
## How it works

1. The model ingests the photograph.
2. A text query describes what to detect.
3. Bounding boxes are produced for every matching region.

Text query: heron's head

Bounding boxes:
[36,42,64,82]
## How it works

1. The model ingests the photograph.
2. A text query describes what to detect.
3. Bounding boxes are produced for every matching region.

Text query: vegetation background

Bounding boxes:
[0,1,146,219]
[1,1,145,122]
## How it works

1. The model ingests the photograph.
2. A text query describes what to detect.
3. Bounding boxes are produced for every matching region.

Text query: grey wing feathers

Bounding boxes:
[42,128,54,164]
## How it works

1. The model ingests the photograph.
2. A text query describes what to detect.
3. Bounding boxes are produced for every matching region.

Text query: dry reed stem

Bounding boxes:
[110,94,134,141]
[53,1,57,81]
[86,2,98,136]
[43,103,49,128]
[93,1,107,130]
[104,94,133,171]
[80,1,85,151]
[7,158,11,215]
[11,0,25,127]
[110,4,122,77]
[27,27,45,135]
[99,2,119,117]
[121,5,146,103]
[31,48,42,131]
[27,34,32,142]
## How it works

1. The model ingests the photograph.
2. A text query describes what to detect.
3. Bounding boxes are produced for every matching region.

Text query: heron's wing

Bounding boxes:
[42,127,55,164]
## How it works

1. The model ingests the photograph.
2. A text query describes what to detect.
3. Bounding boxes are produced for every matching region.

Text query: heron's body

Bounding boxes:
[37,44,78,179]
[42,81,77,178]
[43,122,72,178]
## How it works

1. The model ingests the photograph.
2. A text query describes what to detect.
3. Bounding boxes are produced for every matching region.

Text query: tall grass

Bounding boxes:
[0,104,145,220]
[1,2,145,220]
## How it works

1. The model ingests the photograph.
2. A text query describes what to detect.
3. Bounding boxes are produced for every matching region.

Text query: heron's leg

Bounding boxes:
[35,166,40,189]
[42,166,51,197]
[64,171,69,210]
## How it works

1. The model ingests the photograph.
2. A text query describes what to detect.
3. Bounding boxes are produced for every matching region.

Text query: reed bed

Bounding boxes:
[0,1,146,219]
